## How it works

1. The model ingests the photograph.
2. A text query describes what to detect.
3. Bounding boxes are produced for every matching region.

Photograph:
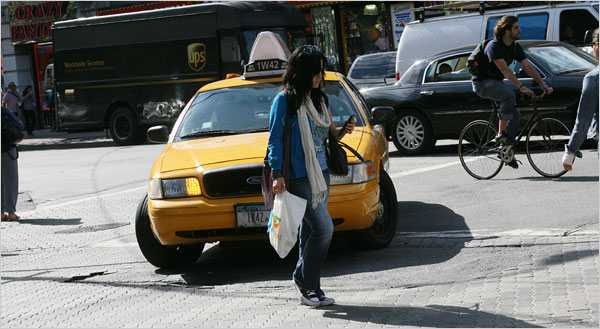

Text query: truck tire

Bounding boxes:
[391,110,436,155]
[109,108,145,145]
[342,170,398,250]
[135,195,204,269]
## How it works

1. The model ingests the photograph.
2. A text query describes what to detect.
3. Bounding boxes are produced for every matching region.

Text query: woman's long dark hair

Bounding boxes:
[22,85,32,97]
[281,45,328,117]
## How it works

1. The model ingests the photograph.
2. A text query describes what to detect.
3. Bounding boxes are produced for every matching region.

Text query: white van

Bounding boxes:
[395,2,599,79]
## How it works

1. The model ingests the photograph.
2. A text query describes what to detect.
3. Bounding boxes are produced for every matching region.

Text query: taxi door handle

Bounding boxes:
[420,90,435,96]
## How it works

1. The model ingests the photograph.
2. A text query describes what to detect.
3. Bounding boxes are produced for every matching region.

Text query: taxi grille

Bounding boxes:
[203,163,263,197]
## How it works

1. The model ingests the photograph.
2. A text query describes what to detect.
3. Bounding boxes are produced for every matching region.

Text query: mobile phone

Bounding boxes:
[339,115,356,137]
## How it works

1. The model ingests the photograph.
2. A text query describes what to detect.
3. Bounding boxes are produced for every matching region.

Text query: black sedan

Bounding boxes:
[360,40,598,155]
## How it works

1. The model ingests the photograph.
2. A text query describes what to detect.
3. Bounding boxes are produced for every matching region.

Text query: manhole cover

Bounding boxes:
[55,222,129,234]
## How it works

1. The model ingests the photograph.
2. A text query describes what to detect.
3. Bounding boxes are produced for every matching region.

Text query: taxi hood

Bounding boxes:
[159,130,365,173]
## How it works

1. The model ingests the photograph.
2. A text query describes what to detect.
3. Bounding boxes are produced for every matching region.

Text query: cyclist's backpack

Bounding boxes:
[467,38,493,76]
[1,107,25,145]
[468,38,517,77]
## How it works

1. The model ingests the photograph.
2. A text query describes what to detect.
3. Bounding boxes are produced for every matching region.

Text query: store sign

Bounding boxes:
[8,1,77,44]
[390,3,415,47]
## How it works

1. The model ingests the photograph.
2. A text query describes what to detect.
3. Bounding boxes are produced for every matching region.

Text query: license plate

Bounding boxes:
[235,203,270,228]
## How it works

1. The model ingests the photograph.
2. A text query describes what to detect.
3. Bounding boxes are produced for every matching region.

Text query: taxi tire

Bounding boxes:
[109,107,145,146]
[135,195,204,269]
[342,170,398,250]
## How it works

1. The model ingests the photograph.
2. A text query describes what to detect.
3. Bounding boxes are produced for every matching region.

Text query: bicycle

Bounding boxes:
[458,92,571,179]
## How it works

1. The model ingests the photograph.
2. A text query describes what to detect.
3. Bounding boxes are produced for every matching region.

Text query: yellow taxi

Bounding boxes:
[135,33,397,269]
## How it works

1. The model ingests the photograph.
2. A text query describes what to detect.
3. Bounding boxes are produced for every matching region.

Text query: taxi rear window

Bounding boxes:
[176,81,364,141]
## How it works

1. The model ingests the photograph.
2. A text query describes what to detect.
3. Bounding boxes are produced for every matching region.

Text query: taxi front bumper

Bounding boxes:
[147,179,380,246]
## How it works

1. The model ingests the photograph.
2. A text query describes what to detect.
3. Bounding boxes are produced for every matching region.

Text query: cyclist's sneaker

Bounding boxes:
[299,290,320,307]
[505,159,521,169]
[317,289,335,306]
[494,132,515,145]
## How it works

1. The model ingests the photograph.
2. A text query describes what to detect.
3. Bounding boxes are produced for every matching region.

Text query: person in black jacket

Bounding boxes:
[1,106,22,221]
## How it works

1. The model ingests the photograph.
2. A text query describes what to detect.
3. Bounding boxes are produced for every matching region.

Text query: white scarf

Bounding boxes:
[298,97,331,209]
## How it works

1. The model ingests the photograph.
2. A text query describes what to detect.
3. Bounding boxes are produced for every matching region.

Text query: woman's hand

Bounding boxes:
[344,119,355,134]
[272,177,286,194]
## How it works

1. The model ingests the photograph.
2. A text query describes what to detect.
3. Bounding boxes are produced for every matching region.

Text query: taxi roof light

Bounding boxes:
[243,31,291,79]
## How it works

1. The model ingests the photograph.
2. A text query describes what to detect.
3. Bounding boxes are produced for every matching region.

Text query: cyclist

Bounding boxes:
[562,28,599,171]
[471,15,553,168]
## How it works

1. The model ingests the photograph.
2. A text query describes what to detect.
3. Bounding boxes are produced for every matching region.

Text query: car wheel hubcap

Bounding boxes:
[396,116,424,150]
[114,115,131,140]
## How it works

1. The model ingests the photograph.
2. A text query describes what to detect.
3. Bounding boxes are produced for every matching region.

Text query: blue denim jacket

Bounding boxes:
[267,92,328,179]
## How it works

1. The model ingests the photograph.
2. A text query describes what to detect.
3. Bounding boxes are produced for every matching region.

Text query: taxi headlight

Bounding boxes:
[330,161,377,185]
[148,177,201,199]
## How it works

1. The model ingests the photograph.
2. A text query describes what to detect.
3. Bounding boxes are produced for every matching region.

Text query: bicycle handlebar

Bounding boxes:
[531,91,547,100]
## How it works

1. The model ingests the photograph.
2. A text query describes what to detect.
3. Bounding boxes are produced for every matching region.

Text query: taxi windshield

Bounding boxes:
[175,80,365,141]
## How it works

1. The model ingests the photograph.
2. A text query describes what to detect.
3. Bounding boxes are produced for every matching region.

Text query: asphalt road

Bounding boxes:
[17,137,598,236]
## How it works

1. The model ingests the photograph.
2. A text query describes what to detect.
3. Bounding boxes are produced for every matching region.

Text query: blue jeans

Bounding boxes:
[472,79,521,139]
[566,67,599,155]
[289,170,333,292]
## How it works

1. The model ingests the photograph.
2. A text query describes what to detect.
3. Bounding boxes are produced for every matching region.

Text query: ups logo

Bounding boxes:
[187,43,206,72]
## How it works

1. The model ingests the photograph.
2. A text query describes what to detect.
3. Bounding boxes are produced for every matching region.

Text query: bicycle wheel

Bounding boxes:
[458,120,503,180]
[526,117,570,178]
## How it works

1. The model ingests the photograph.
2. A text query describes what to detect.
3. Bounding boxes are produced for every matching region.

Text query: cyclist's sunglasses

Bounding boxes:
[302,45,320,55]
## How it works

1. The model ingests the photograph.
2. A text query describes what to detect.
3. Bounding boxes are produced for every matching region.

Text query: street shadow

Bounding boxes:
[515,176,599,182]
[19,140,117,151]
[398,201,469,232]
[164,201,472,287]
[321,304,542,327]
[542,249,599,266]
[14,218,82,226]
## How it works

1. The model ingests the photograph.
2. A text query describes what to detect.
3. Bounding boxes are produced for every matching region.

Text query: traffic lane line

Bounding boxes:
[389,158,475,179]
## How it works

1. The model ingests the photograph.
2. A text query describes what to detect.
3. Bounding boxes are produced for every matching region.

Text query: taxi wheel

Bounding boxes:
[391,110,435,155]
[343,170,398,250]
[135,195,204,269]
[109,108,145,146]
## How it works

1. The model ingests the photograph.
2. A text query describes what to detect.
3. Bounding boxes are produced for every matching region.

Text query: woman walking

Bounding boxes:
[267,45,354,307]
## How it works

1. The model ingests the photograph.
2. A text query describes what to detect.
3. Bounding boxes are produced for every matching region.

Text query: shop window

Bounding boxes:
[342,3,392,70]
[33,43,56,128]
[560,10,598,46]
[311,7,340,72]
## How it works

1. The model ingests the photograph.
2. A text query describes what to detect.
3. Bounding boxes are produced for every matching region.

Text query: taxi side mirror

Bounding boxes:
[147,125,169,143]
[370,106,395,125]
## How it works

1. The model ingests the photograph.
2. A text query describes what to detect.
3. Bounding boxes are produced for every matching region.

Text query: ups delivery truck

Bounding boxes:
[52,2,308,145]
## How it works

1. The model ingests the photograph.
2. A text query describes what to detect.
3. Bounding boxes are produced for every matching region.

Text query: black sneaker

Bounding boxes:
[505,159,521,169]
[494,132,515,146]
[316,288,335,306]
[299,290,320,307]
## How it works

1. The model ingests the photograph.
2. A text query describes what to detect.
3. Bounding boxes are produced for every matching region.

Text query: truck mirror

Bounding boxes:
[583,29,595,44]
[147,125,169,143]
[370,106,395,125]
